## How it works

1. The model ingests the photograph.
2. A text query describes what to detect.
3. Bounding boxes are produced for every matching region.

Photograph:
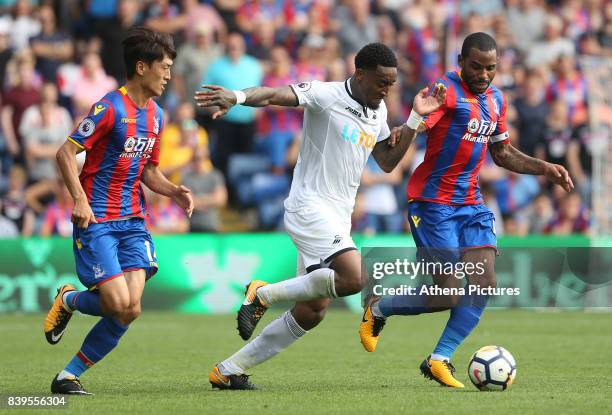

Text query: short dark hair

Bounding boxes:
[122,26,177,79]
[461,32,497,58]
[355,43,398,70]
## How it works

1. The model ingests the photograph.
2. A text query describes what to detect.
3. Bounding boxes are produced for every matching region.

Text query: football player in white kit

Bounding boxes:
[194,43,446,389]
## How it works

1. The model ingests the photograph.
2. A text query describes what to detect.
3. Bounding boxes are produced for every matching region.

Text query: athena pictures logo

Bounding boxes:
[77,118,95,137]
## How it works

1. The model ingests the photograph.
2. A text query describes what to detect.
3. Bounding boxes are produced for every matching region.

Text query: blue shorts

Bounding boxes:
[73,218,158,289]
[407,201,497,263]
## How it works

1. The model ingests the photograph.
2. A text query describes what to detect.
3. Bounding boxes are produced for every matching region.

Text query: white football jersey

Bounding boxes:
[285,79,391,218]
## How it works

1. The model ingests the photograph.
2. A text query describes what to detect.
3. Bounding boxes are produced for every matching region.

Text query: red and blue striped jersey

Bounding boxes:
[407,71,509,205]
[68,86,164,221]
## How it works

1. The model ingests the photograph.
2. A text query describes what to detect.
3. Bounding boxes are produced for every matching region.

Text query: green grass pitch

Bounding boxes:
[2,310,611,415]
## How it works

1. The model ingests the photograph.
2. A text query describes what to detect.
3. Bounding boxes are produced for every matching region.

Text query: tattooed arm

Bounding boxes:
[489,141,574,192]
[194,85,298,119]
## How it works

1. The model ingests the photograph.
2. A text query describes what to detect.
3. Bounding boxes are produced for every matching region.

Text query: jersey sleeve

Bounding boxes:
[423,79,451,130]
[68,100,115,151]
[289,80,336,113]
[490,95,509,144]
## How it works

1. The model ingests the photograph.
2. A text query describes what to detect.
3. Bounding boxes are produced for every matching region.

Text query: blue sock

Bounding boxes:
[65,317,128,377]
[377,289,430,316]
[66,291,103,316]
[432,291,489,359]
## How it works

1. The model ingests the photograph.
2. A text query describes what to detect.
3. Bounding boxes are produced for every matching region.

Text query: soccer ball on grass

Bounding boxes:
[467,345,517,391]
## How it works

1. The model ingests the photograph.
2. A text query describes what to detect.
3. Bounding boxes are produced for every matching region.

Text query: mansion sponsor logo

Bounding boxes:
[120,136,156,159]
[461,117,498,144]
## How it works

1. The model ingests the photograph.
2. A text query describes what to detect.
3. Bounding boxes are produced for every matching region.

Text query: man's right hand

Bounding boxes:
[194,85,237,119]
[72,198,98,229]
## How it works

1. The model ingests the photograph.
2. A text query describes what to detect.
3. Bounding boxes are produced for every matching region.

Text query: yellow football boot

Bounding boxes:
[237,280,269,340]
[44,284,76,345]
[359,295,385,352]
[420,356,465,388]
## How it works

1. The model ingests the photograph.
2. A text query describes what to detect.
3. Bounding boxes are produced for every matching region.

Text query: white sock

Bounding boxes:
[257,268,337,305]
[218,310,307,376]
[57,370,77,380]
[430,353,450,362]
[62,292,73,311]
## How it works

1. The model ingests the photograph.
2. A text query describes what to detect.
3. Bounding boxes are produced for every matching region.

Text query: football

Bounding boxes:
[468,345,517,391]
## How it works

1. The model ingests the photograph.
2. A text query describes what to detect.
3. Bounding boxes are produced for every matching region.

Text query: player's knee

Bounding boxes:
[102,294,130,317]
[336,274,364,296]
[293,304,328,330]
[117,303,141,325]
[480,272,497,289]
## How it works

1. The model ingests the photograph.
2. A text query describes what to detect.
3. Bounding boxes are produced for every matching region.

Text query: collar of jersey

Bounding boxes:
[344,78,372,118]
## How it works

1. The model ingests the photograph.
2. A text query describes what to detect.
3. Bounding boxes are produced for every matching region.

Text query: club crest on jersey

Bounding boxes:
[122,136,156,159]
[294,82,311,92]
[492,99,500,116]
[77,118,95,137]
[467,118,479,133]
[153,116,159,135]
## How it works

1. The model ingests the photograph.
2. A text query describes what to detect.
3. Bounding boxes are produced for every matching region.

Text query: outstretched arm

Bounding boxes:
[372,84,445,173]
[489,142,574,192]
[194,85,299,119]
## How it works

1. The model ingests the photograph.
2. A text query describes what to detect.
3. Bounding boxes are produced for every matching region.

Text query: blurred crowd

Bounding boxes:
[0,0,610,239]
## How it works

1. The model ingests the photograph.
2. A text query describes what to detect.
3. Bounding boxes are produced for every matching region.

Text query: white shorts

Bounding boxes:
[284,207,357,276]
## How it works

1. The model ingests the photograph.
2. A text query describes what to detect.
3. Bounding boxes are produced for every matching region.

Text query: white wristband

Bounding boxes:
[233,90,246,105]
[405,109,423,130]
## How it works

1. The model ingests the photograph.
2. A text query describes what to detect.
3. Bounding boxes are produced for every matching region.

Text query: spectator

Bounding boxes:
[8,0,40,51]
[30,5,73,82]
[0,18,13,87]
[20,82,73,182]
[566,124,593,207]
[172,23,221,102]
[71,51,117,120]
[537,99,572,168]
[159,102,209,184]
[506,0,546,53]
[203,32,263,177]
[514,71,548,157]
[545,192,591,235]
[0,199,19,238]
[24,178,73,237]
[526,14,575,68]
[182,145,227,233]
[295,34,327,82]
[546,55,588,127]
[146,0,226,44]
[257,45,301,174]
[336,0,378,55]
[521,192,555,234]
[97,0,142,83]
[1,52,40,163]
[0,164,34,236]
